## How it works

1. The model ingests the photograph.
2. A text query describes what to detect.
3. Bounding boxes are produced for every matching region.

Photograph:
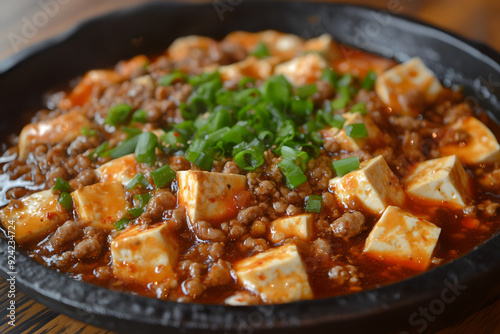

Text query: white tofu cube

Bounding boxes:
[224,291,258,306]
[177,171,247,224]
[18,110,91,160]
[274,53,327,86]
[95,154,139,185]
[303,34,341,61]
[329,155,406,214]
[167,36,220,62]
[270,214,314,243]
[364,206,441,270]
[404,155,470,208]
[219,56,275,82]
[234,243,313,303]
[440,116,500,164]
[375,57,443,114]
[321,112,385,151]
[0,190,68,244]
[111,223,180,285]
[71,182,128,230]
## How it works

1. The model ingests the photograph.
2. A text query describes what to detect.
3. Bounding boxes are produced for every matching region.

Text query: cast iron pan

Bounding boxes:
[1,1,500,333]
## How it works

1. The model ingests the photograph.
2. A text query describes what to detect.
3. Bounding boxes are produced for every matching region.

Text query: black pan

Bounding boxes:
[1,1,500,333]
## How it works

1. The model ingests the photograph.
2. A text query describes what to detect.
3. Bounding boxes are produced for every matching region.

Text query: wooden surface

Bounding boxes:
[0,0,500,333]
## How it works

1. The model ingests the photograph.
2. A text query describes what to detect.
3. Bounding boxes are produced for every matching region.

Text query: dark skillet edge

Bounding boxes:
[0,1,500,333]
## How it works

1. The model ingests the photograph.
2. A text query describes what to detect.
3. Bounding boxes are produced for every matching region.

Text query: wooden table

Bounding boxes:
[0,0,499,333]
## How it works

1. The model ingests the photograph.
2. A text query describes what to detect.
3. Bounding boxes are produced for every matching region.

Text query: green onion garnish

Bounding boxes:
[278,158,308,190]
[58,192,73,211]
[281,146,309,171]
[89,141,109,161]
[305,195,322,213]
[332,156,360,176]
[296,84,318,99]
[114,217,130,231]
[131,109,147,123]
[351,102,367,115]
[331,86,351,110]
[128,207,144,219]
[361,70,377,90]
[81,126,97,137]
[251,42,270,58]
[126,173,151,189]
[336,73,353,88]
[234,148,264,171]
[108,136,139,159]
[121,126,142,138]
[345,123,368,138]
[159,70,188,86]
[321,68,338,86]
[194,152,214,171]
[105,103,133,126]
[52,177,71,193]
[135,132,158,165]
[151,165,176,188]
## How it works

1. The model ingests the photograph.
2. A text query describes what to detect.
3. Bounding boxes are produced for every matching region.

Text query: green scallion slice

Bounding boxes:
[105,103,133,126]
[281,146,309,171]
[131,109,147,123]
[126,173,151,189]
[114,217,130,231]
[109,136,139,159]
[135,132,158,165]
[89,141,109,161]
[52,177,71,193]
[345,123,368,138]
[251,42,270,58]
[296,84,318,99]
[58,192,73,211]
[128,207,144,219]
[361,70,377,90]
[278,158,308,190]
[321,68,338,86]
[151,165,176,188]
[159,70,188,86]
[350,102,367,115]
[81,126,97,137]
[332,156,360,176]
[305,195,322,213]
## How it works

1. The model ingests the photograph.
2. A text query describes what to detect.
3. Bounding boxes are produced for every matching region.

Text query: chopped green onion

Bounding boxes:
[305,195,322,213]
[258,131,274,145]
[332,156,360,176]
[135,132,158,165]
[105,103,133,126]
[296,84,317,99]
[345,123,368,138]
[251,42,270,58]
[281,146,309,171]
[336,73,353,88]
[89,141,109,161]
[81,126,97,137]
[135,193,151,207]
[234,147,264,171]
[351,102,367,115]
[151,165,176,188]
[238,76,255,89]
[159,70,188,86]
[58,192,73,211]
[262,75,291,107]
[193,152,214,171]
[126,173,151,189]
[362,70,377,90]
[114,217,130,231]
[331,86,351,110]
[121,126,142,138]
[321,68,338,86]
[108,136,139,159]
[52,177,71,193]
[290,99,313,116]
[278,158,308,190]
[131,109,147,123]
[128,207,144,219]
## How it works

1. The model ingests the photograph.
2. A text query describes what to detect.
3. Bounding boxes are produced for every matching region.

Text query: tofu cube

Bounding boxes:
[234,243,313,303]
[274,53,327,86]
[404,155,470,208]
[440,116,500,164]
[321,112,385,151]
[270,214,314,243]
[0,190,68,244]
[18,110,91,160]
[259,30,304,61]
[177,171,247,224]
[219,56,275,82]
[95,154,139,185]
[364,206,441,270]
[329,155,405,214]
[71,182,128,230]
[224,291,259,306]
[111,223,180,285]
[167,36,220,62]
[303,34,341,61]
[375,57,443,114]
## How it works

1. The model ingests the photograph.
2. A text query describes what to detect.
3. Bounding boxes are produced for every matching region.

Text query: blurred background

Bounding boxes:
[0,0,499,62]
